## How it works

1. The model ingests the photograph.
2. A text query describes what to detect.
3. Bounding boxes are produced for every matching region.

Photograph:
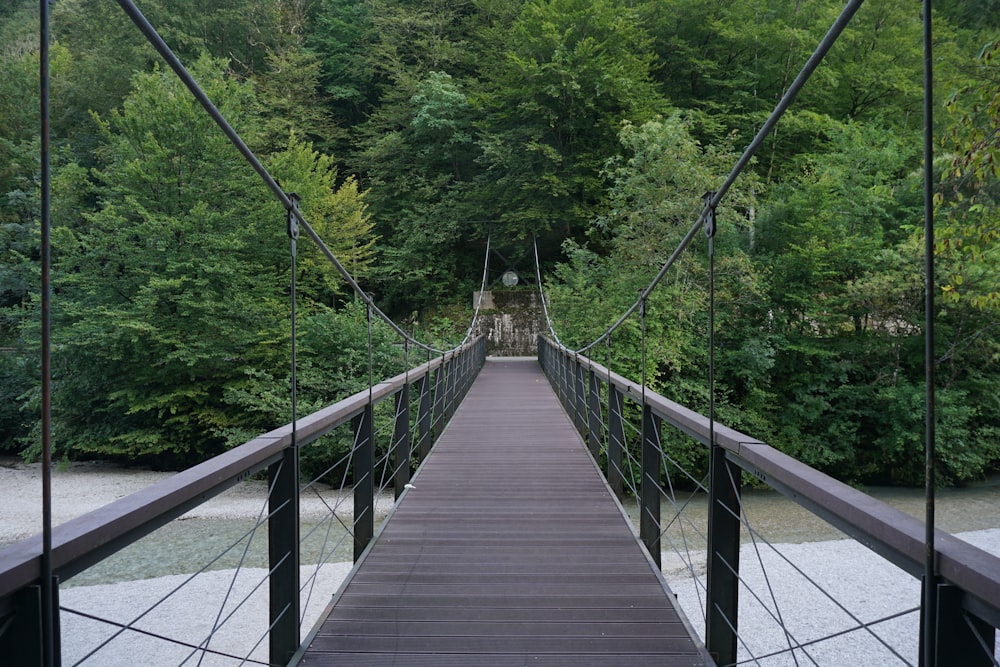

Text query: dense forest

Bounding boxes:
[0,0,998,484]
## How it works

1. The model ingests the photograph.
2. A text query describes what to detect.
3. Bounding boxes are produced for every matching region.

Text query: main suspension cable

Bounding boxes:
[572,0,865,356]
[459,234,492,347]
[532,233,563,347]
[113,0,477,357]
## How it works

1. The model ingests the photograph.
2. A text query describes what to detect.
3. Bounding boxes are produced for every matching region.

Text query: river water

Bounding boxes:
[1,469,998,586]
[2,464,997,665]
[50,475,1000,587]
[623,476,1000,546]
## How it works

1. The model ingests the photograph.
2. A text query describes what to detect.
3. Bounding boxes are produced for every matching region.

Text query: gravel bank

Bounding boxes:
[3,458,998,665]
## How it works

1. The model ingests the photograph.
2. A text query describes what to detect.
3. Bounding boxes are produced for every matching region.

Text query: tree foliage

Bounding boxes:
[2,0,999,483]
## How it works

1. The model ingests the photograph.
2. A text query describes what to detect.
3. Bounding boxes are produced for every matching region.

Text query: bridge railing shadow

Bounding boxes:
[0,336,485,666]
[539,335,1000,666]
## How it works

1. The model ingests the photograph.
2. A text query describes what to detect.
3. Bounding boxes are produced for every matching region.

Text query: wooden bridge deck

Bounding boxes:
[298,358,710,666]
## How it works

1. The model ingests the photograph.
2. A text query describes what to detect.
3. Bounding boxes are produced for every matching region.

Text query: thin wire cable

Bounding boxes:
[730,607,920,667]
[724,463,806,667]
[572,0,865,356]
[289,193,300,453]
[533,233,563,346]
[713,490,914,664]
[191,459,279,667]
[61,607,270,666]
[461,235,491,346]
[962,614,1000,667]
[70,489,288,666]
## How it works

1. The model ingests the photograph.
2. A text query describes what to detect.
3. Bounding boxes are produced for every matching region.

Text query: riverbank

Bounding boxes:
[3,457,999,665]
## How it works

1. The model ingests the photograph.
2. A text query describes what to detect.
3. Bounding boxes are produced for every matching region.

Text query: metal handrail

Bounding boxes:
[0,336,486,665]
[538,335,1000,660]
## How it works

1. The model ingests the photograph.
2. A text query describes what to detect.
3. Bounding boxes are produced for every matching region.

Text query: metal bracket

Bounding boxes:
[703,191,717,239]
[286,193,301,241]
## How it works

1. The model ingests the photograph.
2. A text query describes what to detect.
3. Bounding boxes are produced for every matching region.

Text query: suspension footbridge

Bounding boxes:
[9,0,1000,664]
[298,358,709,666]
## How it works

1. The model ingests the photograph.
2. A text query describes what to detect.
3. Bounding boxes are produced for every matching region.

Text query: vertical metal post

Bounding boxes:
[416,372,432,462]
[268,450,300,665]
[922,1,938,665]
[574,357,587,434]
[552,349,562,403]
[352,403,374,561]
[607,385,625,499]
[2,585,46,666]
[393,386,411,499]
[269,193,302,666]
[705,450,741,666]
[432,362,445,438]
[445,355,456,422]
[460,345,471,398]
[703,190,739,664]
[587,370,602,459]
[552,350,560,398]
[39,1,57,664]
[928,585,994,666]
[561,351,572,412]
[640,406,661,566]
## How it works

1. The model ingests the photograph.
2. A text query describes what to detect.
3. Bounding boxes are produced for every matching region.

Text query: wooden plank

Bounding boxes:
[298,358,709,667]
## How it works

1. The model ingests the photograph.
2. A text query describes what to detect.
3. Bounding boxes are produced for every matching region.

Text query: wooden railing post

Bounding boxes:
[607,384,625,499]
[393,386,411,499]
[641,406,662,567]
[706,445,741,665]
[352,403,374,561]
[268,446,299,665]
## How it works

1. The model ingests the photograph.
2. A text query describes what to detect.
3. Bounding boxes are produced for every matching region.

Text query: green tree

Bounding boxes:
[475,0,666,244]
[269,133,375,304]
[357,70,485,313]
[25,57,373,466]
[939,39,1000,311]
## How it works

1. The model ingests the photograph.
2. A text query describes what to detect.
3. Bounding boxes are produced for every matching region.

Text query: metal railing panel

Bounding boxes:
[537,335,1000,662]
[0,337,485,666]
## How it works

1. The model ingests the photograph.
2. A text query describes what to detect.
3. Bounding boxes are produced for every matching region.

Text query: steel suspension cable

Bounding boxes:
[61,607,270,666]
[289,194,300,453]
[716,465,913,664]
[532,234,563,347]
[573,0,865,356]
[921,1,938,665]
[112,0,477,357]
[460,234,492,346]
[38,0,56,664]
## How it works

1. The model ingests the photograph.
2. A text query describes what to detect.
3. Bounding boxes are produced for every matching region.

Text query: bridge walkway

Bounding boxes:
[298,357,709,666]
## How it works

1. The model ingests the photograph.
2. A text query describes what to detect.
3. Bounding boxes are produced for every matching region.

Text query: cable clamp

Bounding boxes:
[702,191,717,239]
[286,193,301,240]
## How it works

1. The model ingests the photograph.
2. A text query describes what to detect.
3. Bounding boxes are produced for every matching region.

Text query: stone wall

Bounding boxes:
[471,290,544,357]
